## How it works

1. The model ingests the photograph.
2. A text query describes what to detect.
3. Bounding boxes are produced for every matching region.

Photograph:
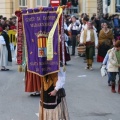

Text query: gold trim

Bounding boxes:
[22,11,60,77]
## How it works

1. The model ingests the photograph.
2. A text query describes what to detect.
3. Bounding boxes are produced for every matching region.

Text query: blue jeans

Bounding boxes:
[109,72,117,83]
[107,72,111,84]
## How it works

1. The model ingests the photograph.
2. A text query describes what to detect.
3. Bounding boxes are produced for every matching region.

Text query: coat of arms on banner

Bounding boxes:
[37,34,48,57]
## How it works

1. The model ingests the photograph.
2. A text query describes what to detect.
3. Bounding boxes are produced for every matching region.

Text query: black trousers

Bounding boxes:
[71,35,77,55]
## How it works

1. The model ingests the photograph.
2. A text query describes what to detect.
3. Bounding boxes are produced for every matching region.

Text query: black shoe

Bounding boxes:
[71,54,75,56]
[30,92,40,97]
[1,68,9,71]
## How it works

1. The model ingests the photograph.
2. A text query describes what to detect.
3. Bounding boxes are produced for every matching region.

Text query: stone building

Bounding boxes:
[0,0,120,18]
[79,0,119,16]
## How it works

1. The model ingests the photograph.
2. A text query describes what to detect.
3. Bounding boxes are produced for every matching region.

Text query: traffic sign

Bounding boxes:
[50,0,60,7]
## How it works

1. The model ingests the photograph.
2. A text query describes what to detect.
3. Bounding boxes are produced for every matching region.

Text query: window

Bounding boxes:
[116,0,120,6]
[19,0,27,7]
[19,0,27,9]
[116,0,120,12]
[36,0,49,7]
[37,0,40,6]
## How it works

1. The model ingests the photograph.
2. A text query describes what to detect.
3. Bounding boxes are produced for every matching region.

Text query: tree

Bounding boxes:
[97,0,103,17]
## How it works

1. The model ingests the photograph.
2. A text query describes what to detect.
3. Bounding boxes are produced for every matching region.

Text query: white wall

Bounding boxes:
[0,1,6,16]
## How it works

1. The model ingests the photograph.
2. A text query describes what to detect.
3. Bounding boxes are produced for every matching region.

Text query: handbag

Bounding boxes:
[100,65,107,77]
[57,88,66,98]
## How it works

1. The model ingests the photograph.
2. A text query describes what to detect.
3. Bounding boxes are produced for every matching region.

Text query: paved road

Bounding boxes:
[0,51,120,120]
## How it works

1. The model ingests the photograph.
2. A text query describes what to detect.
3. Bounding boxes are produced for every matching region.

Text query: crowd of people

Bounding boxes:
[63,12,120,94]
[0,15,17,32]
[1,7,120,120]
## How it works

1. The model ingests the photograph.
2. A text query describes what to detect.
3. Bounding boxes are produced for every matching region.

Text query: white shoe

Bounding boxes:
[89,67,93,70]
[85,66,89,70]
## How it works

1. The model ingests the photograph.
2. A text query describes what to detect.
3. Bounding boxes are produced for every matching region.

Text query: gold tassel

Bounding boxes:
[18,65,22,72]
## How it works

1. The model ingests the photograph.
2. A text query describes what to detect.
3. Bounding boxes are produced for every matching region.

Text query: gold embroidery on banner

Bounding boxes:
[30,52,33,54]
[22,11,60,77]
[32,39,34,42]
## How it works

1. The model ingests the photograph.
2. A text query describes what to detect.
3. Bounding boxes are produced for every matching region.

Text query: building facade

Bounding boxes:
[0,0,120,18]
[79,0,118,16]
[0,0,50,18]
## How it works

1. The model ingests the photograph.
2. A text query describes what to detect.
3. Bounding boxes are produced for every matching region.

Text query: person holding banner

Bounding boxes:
[17,6,70,119]
[39,64,70,120]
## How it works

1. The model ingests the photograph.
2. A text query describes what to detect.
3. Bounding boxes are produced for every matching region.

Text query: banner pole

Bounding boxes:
[41,77,44,120]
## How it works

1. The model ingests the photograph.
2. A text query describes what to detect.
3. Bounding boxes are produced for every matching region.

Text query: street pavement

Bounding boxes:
[0,49,120,120]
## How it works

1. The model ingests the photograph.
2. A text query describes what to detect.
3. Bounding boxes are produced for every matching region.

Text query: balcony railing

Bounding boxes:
[66,5,79,15]
[19,6,27,10]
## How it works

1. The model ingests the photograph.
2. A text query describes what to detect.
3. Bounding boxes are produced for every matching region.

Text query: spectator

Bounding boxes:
[0,15,3,22]
[107,40,120,93]
[68,16,80,55]
[113,14,120,28]
[0,24,12,71]
[97,22,114,62]
[95,15,101,34]
[61,0,67,5]
[3,17,7,21]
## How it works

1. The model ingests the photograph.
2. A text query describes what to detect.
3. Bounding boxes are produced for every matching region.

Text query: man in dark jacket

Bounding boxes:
[61,0,67,5]
[1,24,12,70]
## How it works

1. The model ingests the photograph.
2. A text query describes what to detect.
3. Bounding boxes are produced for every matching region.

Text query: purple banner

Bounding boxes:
[22,12,59,76]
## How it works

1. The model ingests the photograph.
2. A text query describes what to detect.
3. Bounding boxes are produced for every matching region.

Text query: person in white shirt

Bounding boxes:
[0,24,12,71]
[0,35,9,71]
[80,21,98,70]
[68,16,80,55]
[81,17,97,32]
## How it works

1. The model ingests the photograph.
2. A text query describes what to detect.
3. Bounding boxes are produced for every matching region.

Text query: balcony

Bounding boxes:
[66,5,79,15]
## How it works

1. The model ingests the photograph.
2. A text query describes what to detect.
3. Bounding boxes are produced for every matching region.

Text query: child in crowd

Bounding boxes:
[107,40,120,93]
